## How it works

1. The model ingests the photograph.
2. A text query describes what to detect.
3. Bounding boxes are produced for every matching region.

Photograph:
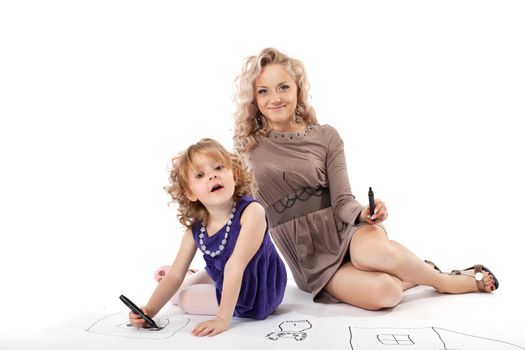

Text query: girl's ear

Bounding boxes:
[233,172,240,189]
[184,190,198,202]
[233,167,241,183]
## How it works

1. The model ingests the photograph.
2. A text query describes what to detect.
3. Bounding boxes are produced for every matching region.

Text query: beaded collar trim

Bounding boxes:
[198,203,237,258]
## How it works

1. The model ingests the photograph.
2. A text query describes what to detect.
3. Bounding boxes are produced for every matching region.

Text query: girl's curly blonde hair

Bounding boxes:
[165,138,256,228]
[233,47,317,154]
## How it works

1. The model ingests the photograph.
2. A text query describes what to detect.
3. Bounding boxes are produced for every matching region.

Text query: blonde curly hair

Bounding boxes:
[165,138,256,228]
[233,47,317,154]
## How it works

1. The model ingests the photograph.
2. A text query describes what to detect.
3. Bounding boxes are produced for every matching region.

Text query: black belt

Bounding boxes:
[267,187,331,228]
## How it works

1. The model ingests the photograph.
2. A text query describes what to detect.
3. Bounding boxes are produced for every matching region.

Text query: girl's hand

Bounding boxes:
[192,316,230,337]
[360,198,388,224]
[128,306,152,328]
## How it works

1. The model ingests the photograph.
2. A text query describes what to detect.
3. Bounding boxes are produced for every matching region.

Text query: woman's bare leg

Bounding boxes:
[324,261,405,310]
[349,225,496,293]
[395,275,417,291]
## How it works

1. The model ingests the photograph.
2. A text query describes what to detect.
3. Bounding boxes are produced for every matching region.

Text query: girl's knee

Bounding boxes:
[177,287,191,313]
[177,284,219,315]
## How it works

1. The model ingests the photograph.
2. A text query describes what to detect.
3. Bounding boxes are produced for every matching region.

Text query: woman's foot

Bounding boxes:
[436,265,498,294]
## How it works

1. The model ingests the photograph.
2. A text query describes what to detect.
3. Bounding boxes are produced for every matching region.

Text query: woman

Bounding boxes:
[232,47,498,310]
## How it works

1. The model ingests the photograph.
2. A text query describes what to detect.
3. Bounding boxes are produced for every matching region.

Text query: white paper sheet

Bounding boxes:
[86,312,190,339]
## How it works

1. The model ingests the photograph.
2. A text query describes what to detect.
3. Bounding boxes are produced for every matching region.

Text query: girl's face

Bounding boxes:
[254,64,298,131]
[185,153,235,208]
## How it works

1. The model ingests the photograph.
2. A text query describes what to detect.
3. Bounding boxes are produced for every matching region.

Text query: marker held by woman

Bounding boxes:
[368,187,375,220]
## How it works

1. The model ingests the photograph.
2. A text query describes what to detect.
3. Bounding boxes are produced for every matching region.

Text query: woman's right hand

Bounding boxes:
[128,306,152,328]
[359,198,388,224]
[359,207,374,225]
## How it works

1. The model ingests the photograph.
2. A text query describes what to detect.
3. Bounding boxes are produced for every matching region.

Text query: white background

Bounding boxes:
[1,0,524,337]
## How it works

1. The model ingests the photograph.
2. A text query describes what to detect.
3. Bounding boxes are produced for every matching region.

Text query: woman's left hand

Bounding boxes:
[361,198,388,224]
[191,317,230,337]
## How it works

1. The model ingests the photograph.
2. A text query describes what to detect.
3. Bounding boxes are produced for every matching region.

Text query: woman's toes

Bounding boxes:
[482,274,496,292]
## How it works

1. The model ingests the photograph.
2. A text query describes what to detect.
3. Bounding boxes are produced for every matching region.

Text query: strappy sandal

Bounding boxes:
[424,259,443,273]
[449,264,499,292]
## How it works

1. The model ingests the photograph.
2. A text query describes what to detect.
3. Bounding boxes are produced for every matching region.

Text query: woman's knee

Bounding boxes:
[351,226,394,269]
[352,241,399,272]
[366,275,403,310]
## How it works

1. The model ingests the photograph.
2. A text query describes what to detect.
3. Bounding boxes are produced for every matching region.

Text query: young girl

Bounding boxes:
[128,138,287,336]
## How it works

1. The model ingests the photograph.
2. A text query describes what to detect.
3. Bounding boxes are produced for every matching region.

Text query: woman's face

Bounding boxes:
[254,64,298,131]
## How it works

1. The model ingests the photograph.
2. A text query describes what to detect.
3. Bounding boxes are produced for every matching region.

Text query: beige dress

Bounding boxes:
[247,124,373,303]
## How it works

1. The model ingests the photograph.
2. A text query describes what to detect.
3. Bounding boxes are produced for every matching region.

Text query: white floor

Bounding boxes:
[3,272,524,350]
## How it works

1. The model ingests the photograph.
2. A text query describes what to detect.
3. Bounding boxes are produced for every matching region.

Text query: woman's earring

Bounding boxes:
[255,112,263,130]
[295,107,302,123]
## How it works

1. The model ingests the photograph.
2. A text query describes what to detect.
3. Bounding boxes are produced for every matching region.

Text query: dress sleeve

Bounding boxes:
[325,125,364,225]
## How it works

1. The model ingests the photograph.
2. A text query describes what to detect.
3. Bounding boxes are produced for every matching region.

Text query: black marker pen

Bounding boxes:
[119,294,159,328]
[368,187,375,220]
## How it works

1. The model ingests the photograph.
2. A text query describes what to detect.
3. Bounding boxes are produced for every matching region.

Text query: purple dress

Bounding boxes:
[191,195,287,320]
